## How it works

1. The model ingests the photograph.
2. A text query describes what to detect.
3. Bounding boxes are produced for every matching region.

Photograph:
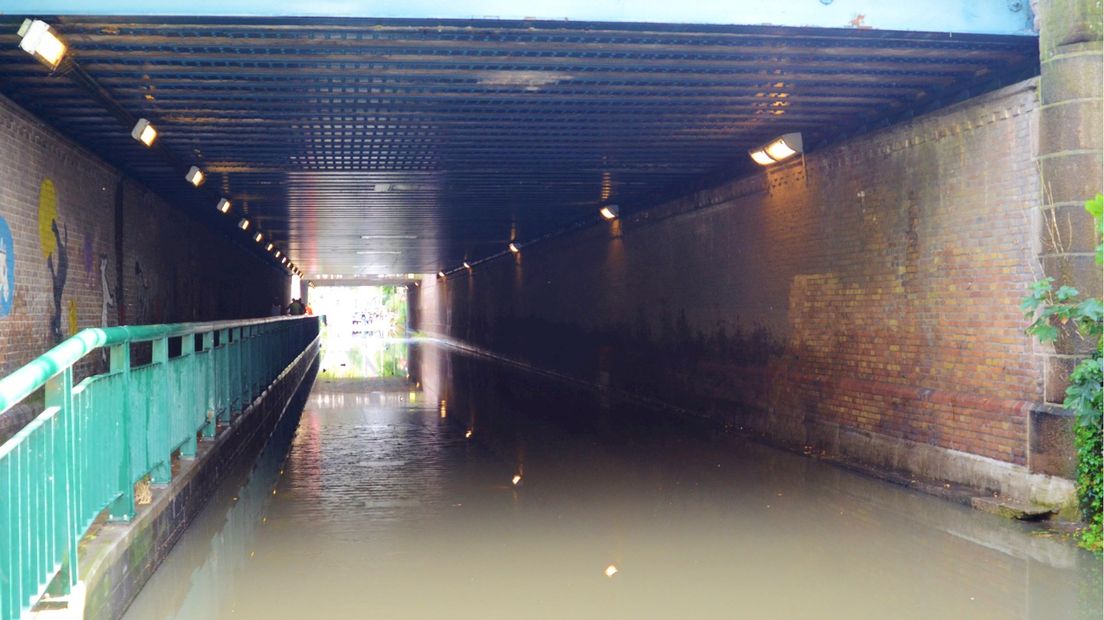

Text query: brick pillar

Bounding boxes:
[1030,0,1103,475]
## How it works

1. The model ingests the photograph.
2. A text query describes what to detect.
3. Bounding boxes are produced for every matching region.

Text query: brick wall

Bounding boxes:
[0,94,288,379]
[416,79,1053,472]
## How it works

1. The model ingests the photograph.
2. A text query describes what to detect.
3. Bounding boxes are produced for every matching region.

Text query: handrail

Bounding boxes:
[0,315,311,417]
[0,315,321,620]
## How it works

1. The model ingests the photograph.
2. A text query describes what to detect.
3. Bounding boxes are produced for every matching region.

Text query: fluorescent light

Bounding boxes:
[437,271,445,278]
[508,242,520,253]
[274,250,282,258]
[17,20,66,70]
[131,118,157,147]
[185,166,205,187]
[511,474,522,486]
[253,231,264,243]
[751,132,803,165]
[462,261,471,270]
[749,149,775,166]
[237,218,250,231]
[599,205,619,220]
[265,242,274,251]
[216,198,231,213]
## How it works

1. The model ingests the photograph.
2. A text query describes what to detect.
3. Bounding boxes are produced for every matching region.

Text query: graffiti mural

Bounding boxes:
[67,298,77,337]
[0,216,13,317]
[39,179,68,344]
[134,260,150,325]
[100,255,114,328]
[83,231,95,284]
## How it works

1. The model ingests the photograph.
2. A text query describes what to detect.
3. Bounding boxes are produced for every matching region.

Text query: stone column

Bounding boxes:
[1031,0,1103,476]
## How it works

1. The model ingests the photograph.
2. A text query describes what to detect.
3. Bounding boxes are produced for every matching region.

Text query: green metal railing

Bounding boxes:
[0,315,320,620]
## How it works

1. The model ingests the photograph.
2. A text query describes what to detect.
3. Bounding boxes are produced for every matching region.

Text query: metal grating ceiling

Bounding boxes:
[0,16,1038,277]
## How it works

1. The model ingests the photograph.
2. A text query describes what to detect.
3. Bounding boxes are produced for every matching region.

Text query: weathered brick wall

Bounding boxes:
[0,94,287,379]
[417,79,1051,470]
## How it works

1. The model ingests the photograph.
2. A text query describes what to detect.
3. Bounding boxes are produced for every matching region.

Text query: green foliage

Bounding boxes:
[1024,194,1103,552]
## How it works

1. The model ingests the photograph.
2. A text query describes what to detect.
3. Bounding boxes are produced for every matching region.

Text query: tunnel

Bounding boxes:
[0,2,1101,619]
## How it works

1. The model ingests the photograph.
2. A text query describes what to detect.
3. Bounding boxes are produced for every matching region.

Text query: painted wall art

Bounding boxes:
[0,216,13,318]
[39,179,68,343]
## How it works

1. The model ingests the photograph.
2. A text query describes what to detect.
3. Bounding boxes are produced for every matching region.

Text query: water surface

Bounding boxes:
[123,342,1103,619]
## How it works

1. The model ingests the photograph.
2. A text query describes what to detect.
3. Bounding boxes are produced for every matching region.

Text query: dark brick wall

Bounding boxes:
[416,79,1051,468]
[0,94,288,379]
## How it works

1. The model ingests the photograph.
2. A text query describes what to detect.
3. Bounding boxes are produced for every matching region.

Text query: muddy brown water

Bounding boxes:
[123,341,1103,619]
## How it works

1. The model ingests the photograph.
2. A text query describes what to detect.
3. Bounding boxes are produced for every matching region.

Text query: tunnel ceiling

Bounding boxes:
[0,16,1038,277]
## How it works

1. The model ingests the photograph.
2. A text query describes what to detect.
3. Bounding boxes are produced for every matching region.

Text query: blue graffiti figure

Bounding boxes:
[47,219,68,344]
[0,217,13,317]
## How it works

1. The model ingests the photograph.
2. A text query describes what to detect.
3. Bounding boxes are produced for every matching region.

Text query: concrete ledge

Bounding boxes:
[34,337,321,620]
[801,418,1077,515]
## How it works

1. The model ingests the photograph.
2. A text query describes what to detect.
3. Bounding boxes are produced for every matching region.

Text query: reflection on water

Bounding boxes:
[319,336,408,379]
[124,342,1103,620]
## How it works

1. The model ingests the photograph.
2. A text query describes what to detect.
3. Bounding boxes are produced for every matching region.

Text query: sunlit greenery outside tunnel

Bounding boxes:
[311,286,409,379]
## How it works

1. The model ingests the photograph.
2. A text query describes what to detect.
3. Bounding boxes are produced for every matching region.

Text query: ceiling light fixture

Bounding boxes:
[17,19,66,70]
[508,242,520,253]
[216,198,231,213]
[599,205,619,221]
[130,118,157,147]
[185,166,205,187]
[265,242,274,252]
[437,271,446,278]
[253,231,264,243]
[237,218,250,231]
[463,261,471,270]
[748,132,803,165]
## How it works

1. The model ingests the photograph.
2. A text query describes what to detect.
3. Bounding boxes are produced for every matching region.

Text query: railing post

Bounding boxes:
[180,335,197,459]
[45,366,77,592]
[202,331,216,438]
[107,344,134,521]
[218,328,230,424]
[150,338,171,485]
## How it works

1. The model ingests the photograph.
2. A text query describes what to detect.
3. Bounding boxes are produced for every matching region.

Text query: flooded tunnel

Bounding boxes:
[0,1,1101,619]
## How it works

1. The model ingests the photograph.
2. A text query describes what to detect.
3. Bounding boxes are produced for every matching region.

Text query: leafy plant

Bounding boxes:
[1023,194,1103,552]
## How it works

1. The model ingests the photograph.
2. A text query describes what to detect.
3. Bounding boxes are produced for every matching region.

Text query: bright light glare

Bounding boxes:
[599,205,619,220]
[749,149,775,166]
[508,242,520,253]
[463,262,471,270]
[511,474,522,486]
[605,564,619,577]
[464,429,473,439]
[18,20,66,70]
[437,271,446,278]
[131,119,157,147]
[764,139,797,161]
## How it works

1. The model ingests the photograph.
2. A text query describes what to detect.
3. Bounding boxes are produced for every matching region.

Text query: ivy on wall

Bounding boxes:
[1022,194,1103,552]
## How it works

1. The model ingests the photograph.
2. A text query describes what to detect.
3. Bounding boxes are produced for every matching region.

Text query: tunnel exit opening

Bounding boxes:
[311,285,410,379]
